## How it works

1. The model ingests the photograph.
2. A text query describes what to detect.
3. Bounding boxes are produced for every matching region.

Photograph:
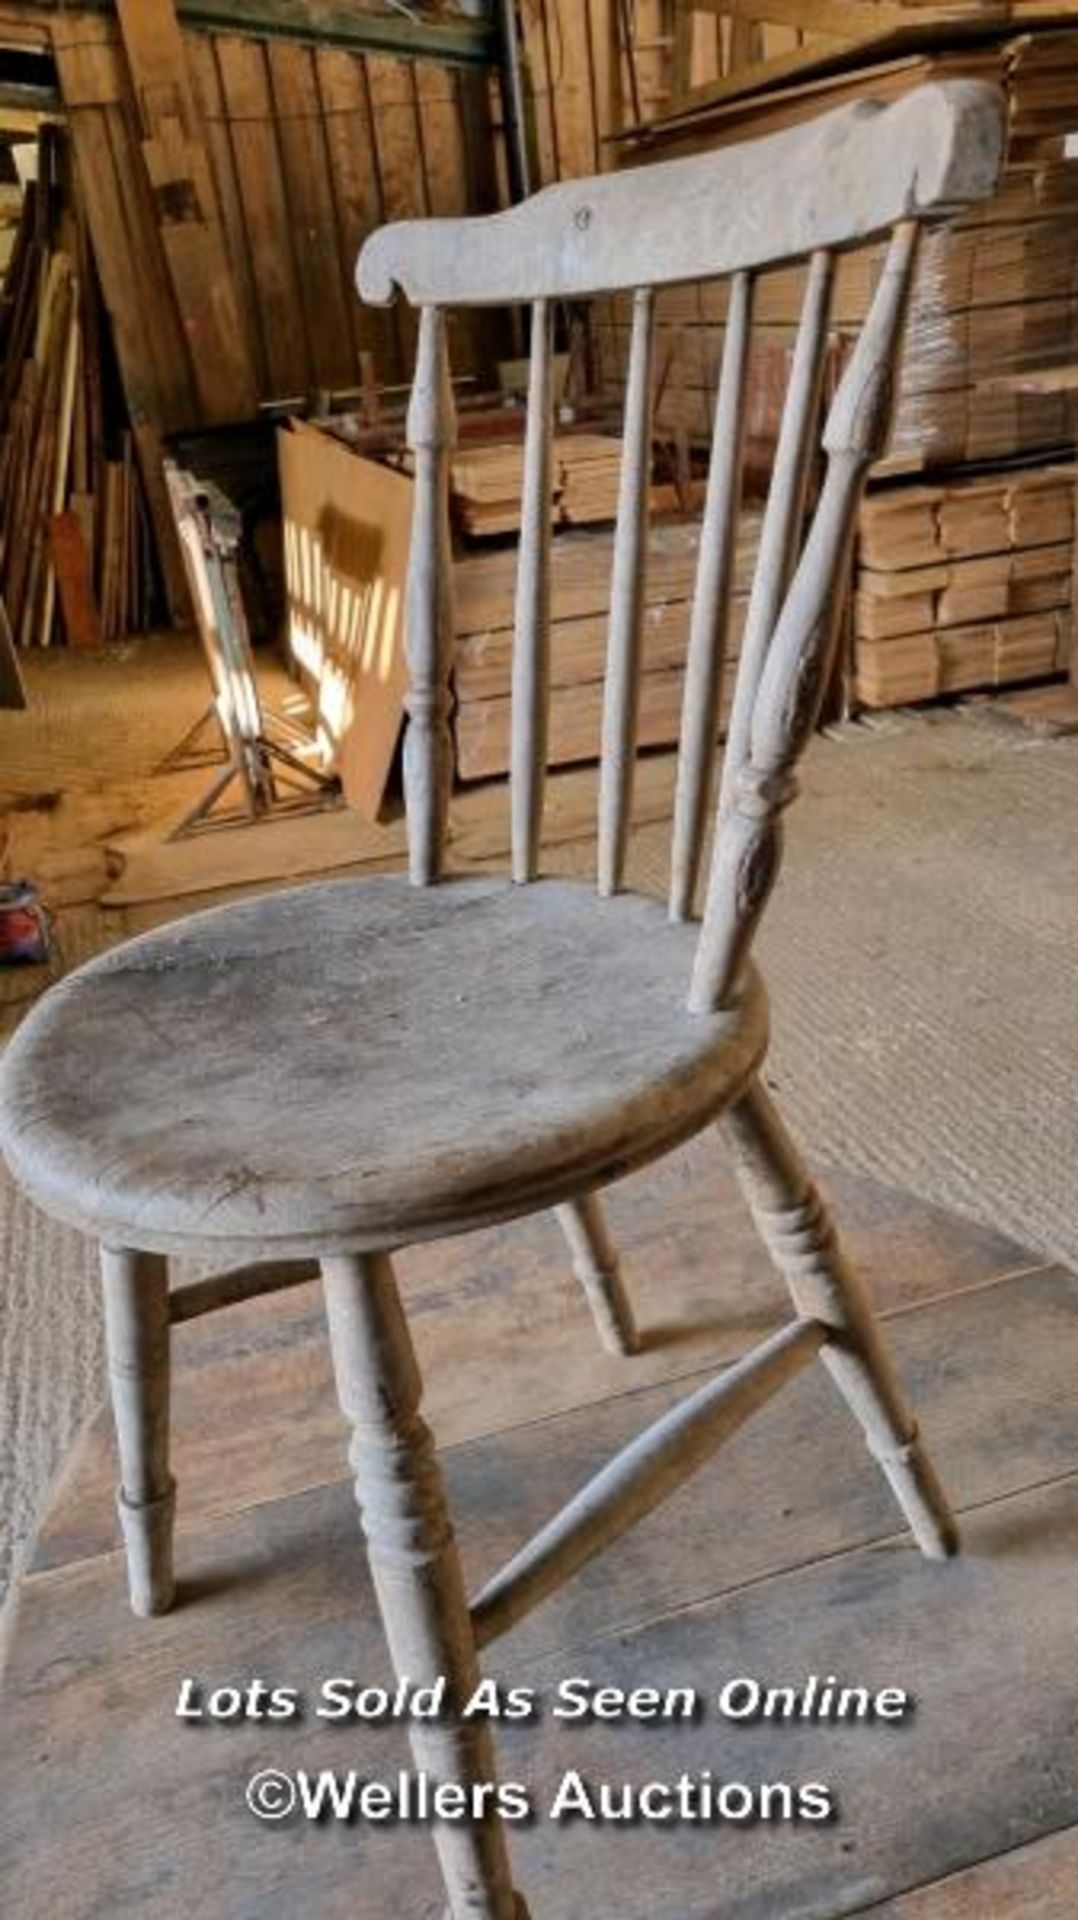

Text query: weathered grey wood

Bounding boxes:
[691,223,921,1013]
[721,1076,957,1559]
[0,97,1007,1920]
[168,1258,318,1324]
[471,1314,825,1649]
[357,81,1005,307]
[100,1247,175,1616]
[554,1191,638,1356]
[32,1161,1040,1583]
[598,286,655,896]
[404,305,456,886]
[669,269,754,921]
[0,876,768,1259]
[321,1251,527,1920]
[511,298,553,884]
[716,246,835,826]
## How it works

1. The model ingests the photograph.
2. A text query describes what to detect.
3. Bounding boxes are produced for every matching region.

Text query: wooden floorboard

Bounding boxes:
[3,1164,1078,1916]
[864,1825,1078,1916]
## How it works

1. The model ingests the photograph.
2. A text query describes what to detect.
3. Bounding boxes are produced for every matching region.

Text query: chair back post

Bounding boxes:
[404,304,456,885]
[688,221,921,1013]
[716,247,835,829]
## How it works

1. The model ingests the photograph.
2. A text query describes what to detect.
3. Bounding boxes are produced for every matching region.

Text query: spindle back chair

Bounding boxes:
[0,80,1005,1920]
[358,79,1002,1017]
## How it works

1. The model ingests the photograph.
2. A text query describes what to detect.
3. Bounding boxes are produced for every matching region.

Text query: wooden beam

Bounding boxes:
[20,0,495,67]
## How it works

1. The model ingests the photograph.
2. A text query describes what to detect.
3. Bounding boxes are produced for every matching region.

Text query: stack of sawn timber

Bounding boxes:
[452,511,762,780]
[451,434,626,536]
[604,36,1078,471]
[854,465,1074,706]
[607,26,1078,713]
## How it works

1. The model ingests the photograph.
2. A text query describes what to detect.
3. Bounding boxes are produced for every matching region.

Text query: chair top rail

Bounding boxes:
[357,81,1005,311]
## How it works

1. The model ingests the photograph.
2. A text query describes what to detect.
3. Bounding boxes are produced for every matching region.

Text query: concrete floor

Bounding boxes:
[2,636,1078,1603]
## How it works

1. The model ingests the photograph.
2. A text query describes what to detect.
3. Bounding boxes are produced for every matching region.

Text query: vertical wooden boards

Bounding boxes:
[49,510,103,650]
[212,35,312,402]
[365,54,427,372]
[413,62,493,380]
[114,0,258,423]
[54,15,502,432]
[52,19,198,436]
[313,47,396,377]
[186,33,269,400]
[51,17,194,617]
[519,0,604,182]
[265,40,357,395]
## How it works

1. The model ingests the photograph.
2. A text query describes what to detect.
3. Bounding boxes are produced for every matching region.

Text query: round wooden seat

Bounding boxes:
[0,875,768,1259]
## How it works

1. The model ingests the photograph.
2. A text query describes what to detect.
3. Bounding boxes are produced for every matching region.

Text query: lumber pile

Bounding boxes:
[601,24,1078,714]
[853,464,1074,707]
[606,34,1078,473]
[0,126,159,652]
[450,435,627,537]
[658,3,1078,119]
[451,512,762,780]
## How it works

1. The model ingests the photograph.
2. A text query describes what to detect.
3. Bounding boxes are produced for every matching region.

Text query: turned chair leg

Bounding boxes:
[555,1192,639,1356]
[721,1080,958,1560]
[100,1246,176,1615]
[322,1252,528,1920]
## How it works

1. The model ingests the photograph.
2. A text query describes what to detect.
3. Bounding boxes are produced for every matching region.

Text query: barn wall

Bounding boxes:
[34,7,501,442]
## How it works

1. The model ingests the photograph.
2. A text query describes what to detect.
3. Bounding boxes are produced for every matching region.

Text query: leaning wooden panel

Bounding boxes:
[278,421,410,821]
[357,82,1004,306]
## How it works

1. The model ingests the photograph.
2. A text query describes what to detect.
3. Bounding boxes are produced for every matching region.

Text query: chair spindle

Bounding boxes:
[690,223,921,1014]
[717,248,835,823]
[669,270,755,922]
[404,305,456,886]
[598,285,656,896]
[511,297,554,883]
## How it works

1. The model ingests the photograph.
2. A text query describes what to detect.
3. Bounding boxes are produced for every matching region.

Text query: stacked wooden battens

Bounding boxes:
[0,127,158,650]
[853,465,1074,707]
[594,26,1078,714]
[452,512,762,781]
[451,434,627,536]
[604,33,1078,468]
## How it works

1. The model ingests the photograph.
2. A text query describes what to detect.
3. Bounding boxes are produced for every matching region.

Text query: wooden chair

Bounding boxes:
[0,81,1005,1919]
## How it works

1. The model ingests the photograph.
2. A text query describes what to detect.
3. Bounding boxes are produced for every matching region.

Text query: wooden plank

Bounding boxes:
[54,31,198,434]
[278,422,410,820]
[49,509,103,649]
[413,60,490,379]
[363,53,426,370]
[518,0,560,186]
[213,34,311,400]
[312,45,397,379]
[186,32,269,399]
[0,596,26,708]
[458,660,728,781]
[870,1826,1078,1917]
[114,0,258,423]
[265,38,356,394]
[855,608,1066,707]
